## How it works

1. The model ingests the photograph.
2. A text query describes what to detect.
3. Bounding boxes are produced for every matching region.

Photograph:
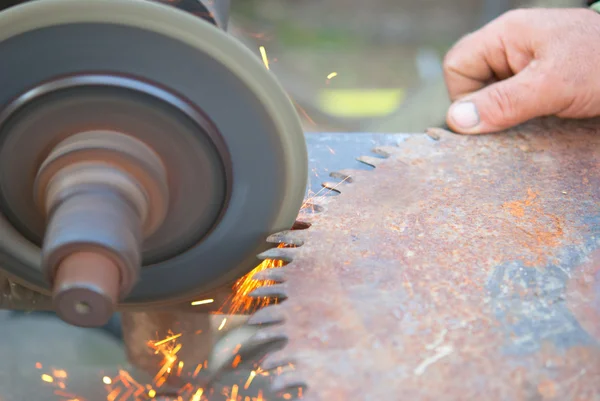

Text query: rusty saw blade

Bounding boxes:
[247,118,600,401]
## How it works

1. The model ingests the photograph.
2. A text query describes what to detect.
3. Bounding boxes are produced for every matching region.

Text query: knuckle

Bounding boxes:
[498,8,526,24]
[442,35,472,73]
[493,8,531,33]
[442,50,459,73]
[485,86,518,125]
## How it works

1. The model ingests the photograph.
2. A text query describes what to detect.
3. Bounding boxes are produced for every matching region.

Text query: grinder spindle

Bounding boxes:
[34,131,169,326]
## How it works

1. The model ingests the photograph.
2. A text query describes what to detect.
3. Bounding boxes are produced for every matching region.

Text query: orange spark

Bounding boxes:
[230,384,239,401]
[301,175,349,212]
[218,318,227,331]
[126,331,186,389]
[191,388,204,401]
[218,183,335,315]
[155,376,166,388]
[41,374,54,383]
[152,333,182,347]
[244,371,257,389]
[232,355,242,368]
[259,46,270,70]
[220,243,286,315]
[53,369,68,379]
[106,387,121,401]
[292,100,316,126]
[191,298,214,306]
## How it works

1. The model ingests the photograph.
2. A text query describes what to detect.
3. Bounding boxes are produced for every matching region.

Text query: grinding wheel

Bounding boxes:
[0,0,307,321]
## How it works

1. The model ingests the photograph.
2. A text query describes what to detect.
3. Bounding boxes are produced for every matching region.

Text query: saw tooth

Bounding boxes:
[260,349,296,371]
[247,305,285,326]
[247,327,288,352]
[301,195,330,215]
[356,155,385,167]
[252,268,287,283]
[271,371,307,395]
[426,126,453,141]
[249,283,287,300]
[267,230,306,246]
[299,202,325,216]
[371,145,399,157]
[292,220,312,230]
[329,170,354,183]
[257,248,297,262]
[321,181,343,194]
[399,132,439,146]
[207,325,259,377]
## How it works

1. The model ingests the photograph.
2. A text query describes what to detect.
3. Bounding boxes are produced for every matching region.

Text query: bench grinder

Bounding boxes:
[0,0,307,340]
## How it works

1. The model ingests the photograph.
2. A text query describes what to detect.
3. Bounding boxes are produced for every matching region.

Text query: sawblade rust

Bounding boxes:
[250,118,600,401]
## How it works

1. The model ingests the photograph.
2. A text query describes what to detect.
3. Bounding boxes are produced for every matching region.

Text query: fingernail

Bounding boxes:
[450,101,480,129]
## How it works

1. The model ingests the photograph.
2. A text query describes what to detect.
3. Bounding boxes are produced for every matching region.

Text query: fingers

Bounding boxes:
[443,9,563,134]
[443,32,500,100]
[443,10,534,101]
[446,62,565,134]
[443,8,600,133]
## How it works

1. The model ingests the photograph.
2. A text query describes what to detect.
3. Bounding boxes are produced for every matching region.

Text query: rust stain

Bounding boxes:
[503,188,538,218]
[502,188,565,266]
[537,379,557,399]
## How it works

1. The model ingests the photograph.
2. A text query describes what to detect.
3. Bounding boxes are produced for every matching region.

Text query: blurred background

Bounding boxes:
[228,0,582,133]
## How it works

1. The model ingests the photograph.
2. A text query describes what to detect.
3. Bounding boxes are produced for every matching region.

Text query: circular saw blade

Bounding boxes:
[250,121,600,400]
[0,0,307,307]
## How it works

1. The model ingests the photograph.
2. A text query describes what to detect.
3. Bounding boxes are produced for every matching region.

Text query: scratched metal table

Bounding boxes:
[0,132,408,401]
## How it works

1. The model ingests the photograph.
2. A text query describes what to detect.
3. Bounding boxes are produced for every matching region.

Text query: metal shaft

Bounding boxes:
[35,131,169,327]
[44,190,143,326]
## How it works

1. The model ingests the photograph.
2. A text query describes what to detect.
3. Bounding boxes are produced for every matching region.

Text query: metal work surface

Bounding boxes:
[258,118,600,400]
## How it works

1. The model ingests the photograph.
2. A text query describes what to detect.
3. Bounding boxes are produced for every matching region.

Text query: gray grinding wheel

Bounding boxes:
[0,0,307,307]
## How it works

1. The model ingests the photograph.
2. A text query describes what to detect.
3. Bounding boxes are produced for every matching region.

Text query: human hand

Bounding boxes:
[443,8,600,134]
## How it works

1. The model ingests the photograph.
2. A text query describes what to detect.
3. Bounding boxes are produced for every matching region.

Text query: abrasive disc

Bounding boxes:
[0,0,307,307]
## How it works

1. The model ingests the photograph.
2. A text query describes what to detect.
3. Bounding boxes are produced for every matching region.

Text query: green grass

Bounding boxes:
[273,23,368,50]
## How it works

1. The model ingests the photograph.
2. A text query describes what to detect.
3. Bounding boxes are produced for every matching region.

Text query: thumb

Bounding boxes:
[446,64,561,134]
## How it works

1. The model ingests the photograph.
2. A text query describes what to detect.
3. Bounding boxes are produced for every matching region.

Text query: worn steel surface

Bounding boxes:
[254,118,600,401]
